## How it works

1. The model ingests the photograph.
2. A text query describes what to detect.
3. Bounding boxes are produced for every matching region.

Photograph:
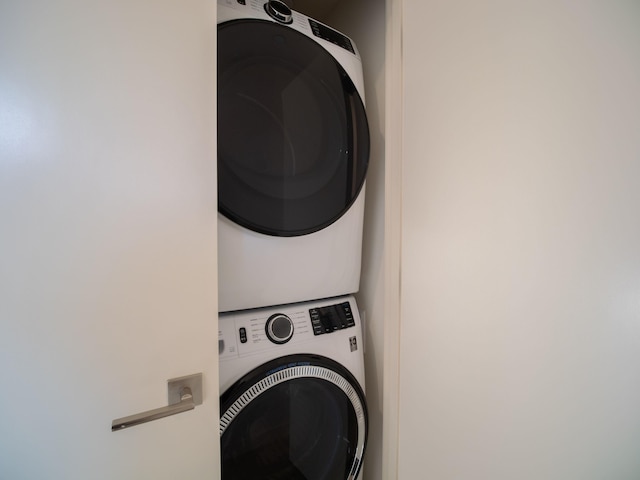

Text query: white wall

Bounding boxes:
[326,2,387,479]
[400,1,640,478]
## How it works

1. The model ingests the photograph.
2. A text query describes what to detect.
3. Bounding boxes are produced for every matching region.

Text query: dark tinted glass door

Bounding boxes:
[217,20,369,236]
[220,355,367,480]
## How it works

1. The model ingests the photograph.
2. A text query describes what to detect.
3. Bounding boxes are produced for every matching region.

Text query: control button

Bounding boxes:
[265,314,294,344]
[309,308,324,335]
[342,302,355,327]
[237,0,246,4]
[239,327,247,343]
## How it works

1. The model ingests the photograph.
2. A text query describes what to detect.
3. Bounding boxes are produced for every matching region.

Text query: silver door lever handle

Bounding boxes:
[112,387,194,431]
[112,373,203,432]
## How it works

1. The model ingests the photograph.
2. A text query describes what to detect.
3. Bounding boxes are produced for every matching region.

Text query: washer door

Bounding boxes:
[220,354,368,480]
[217,19,370,237]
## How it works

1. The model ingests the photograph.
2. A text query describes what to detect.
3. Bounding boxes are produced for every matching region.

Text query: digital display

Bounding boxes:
[309,301,356,335]
[309,19,355,54]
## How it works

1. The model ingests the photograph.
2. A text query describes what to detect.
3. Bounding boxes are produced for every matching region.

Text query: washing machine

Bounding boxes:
[217,0,370,312]
[218,295,368,479]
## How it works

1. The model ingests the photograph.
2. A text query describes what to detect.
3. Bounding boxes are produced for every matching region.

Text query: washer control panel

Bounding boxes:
[218,298,359,360]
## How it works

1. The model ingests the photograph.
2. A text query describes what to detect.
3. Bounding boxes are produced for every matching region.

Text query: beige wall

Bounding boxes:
[399,1,640,478]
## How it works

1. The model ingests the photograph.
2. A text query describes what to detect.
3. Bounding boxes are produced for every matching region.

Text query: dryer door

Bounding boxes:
[219,354,367,480]
[217,19,370,237]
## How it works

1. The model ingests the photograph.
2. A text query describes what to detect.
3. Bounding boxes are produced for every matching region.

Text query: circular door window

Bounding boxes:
[220,354,368,479]
[218,20,370,236]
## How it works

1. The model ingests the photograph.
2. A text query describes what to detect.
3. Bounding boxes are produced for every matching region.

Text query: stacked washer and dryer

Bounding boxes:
[217,0,370,478]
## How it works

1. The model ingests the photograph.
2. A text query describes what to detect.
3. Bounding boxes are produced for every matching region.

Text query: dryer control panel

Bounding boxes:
[308,19,355,54]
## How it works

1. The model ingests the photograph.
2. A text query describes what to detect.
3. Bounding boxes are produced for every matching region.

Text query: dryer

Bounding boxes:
[219,295,368,479]
[217,0,370,312]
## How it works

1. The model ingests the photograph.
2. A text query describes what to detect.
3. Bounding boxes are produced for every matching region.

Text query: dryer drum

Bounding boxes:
[220,354,368,480]
[217,19,370,237]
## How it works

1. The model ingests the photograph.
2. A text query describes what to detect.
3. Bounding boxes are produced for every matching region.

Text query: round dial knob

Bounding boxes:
[264,0,293,24]
[265,314,294,344]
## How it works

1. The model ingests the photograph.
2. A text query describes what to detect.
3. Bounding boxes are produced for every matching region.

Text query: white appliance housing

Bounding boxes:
[219,295,367,479]
[217,0,370,312]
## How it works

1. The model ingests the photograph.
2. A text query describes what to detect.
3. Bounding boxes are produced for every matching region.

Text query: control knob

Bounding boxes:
[265,313,294,344]
[264,0,293,24]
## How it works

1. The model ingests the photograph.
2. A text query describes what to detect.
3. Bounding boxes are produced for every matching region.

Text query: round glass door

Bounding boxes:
[220,354,368,480]
[217,19,370,236]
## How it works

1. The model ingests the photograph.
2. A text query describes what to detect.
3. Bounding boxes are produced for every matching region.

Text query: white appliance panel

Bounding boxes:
[217,0,369,312]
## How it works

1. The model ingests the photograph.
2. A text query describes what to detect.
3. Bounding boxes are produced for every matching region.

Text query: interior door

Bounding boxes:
[0,2,219,478]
